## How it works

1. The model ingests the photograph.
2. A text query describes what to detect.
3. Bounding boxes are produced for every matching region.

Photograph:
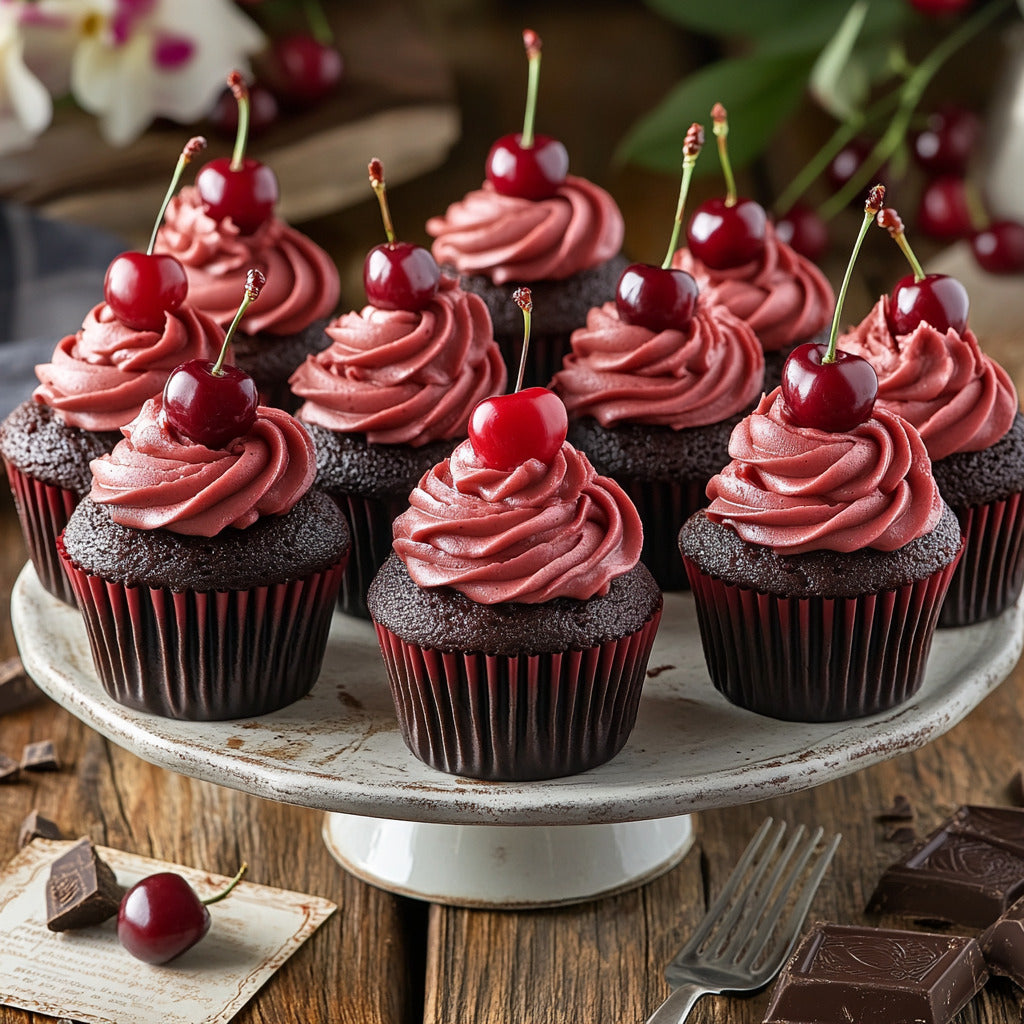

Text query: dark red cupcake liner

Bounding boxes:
[334,493,410,620]
[940,492,1024,627]
[373,607,663,781]
[682,542,963,722]
[5,460,79,605]
[58,535,347,720]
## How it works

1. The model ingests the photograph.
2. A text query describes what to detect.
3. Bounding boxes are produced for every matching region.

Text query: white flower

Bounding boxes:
[67,0,264,146]
[0,2,55,153]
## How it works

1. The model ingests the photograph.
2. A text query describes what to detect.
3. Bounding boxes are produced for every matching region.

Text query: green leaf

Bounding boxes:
[643,0,848,37]
[616,51,815,175]
[809,1,870,119]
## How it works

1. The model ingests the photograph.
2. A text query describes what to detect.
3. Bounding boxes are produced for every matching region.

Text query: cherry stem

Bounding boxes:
[212,269,265,376]
[711,103,737,208]
[520,29,542,150]
[227,71,250,173]
[662,122,705,269]
[147,136,206,256]
[876,207,925,281]
[824,184,885,365]
[303,0,334,46]
[368,158,396,245]
[512,286,533,393]
[201,862,248,907]
[963,180,989,233]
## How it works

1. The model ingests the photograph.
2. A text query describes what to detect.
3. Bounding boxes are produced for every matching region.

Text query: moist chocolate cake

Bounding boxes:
[932,413,1024,508]
[230,317,332,411]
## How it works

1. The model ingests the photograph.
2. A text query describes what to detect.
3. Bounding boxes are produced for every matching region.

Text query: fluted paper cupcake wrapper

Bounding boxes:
[59,536,347,720]
[373,608,663,781]
[5,460,79,606]
[940,492,1024,627]
[335,493,410,620]
[682,544,963,722]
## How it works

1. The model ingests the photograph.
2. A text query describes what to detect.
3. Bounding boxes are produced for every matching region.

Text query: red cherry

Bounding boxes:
[911,106,980,177]
[104,251,188,331]
[889,272,970,335]
[486,132,569,201]
[916,176,973,240]
[363,242,441,310]
[826,138,887,195]
[468,387,568,471]
[210,81,278,139]
[687,197,767,270]
[118,873,211,964]
[163,359,259,449]
[781,343,879,432]
[196,156,278,234]
[615,264,698,332]
[971,220,1024,274]
[774,202,828,263]
[267,33,343,106]
[908,0,973,14]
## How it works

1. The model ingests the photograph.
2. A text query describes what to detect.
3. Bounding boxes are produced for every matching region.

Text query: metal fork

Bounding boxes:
[645,818,841,1024]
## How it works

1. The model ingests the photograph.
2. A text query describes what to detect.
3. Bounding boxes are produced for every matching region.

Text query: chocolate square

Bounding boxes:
[980,893,1024,988]
[46,839,124,931]
[18,810,63,848]
[0,656,39,715]
[22,739,59,772]
[763,923,988,1024]
[0,752,19,783]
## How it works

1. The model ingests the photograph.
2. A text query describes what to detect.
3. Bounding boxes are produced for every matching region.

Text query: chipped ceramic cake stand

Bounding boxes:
[11,564,1024,908]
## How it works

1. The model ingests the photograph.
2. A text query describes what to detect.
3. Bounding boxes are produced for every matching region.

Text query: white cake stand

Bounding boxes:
[11,564,1024,907]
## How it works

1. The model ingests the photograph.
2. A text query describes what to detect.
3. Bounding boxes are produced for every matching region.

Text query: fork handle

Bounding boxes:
[644,983,711,1024]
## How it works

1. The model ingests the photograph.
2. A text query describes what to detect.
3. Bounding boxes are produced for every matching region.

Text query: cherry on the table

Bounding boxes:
[774,202,829,263]
[971,220,1024,274]
[916,176,973,240]
[267,33,343,105]
[912,105,980,177]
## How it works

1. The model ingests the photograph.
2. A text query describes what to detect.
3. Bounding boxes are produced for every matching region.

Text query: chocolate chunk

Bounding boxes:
[0,752,19,783]
[867,805,1024,927]
[18,809,63,848]
[22,739,58,772]
[877,794,914,821]
[763,923,988,1024]
[0,656,39,714]
[46,838,124,931]
[980,893,1024,987]
[885,825,917,844]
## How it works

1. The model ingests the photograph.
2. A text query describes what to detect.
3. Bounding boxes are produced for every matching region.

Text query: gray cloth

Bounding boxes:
[0,202,125,419]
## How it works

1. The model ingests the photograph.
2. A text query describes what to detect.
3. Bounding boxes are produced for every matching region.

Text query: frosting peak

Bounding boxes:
[426,175,624,284]
[706,389,943,554]
[551,296,764,428]
[392,439,643,603]
[290,277,507,446]
[155,186,340,335]
[89,396,315,537]
[837,296,1019,460]
[673,222,834,351]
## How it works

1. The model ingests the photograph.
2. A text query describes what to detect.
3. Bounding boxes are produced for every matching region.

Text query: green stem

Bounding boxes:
[231,90,250,172]
[515,305,532,392]
[202,863,248,906]
[303,0,333,46]
[714,116,737,207]
[147,138,204,255]
[663,153,699,268]
[521,48,541,149]
[824,201,877,363]
[214,285,260,375]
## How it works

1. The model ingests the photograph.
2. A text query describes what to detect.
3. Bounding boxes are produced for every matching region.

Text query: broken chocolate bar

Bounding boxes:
[867,805,1024,927]
[21,739,58,772]
[0,656,39,715]
[763,922,987,1024]
[0,752,19,783]
[18,809,63,848]
[980,893,1024,988]
[46,839,124,931]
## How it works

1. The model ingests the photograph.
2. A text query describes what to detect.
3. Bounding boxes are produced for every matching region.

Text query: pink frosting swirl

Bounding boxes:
[392,439,643,603]
[672,223,833,351]
[705,389,942,554]
[426,175,624,284]
[88,396,315,537]
[837,296,1019,460]
[290,277,507,446]
[155,186,340,335]
[551,296,764,428]
[33,302,224,431]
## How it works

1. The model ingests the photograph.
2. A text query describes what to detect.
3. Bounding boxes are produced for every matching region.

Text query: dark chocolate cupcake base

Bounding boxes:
[234,316,331,411]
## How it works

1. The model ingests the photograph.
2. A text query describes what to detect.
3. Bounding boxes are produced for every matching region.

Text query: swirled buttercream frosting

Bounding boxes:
[155,186,340,335]
[673,222,833,351]
[291,277,507,446]
[33,302,223,432]
[426,175,624,285]
[88,396,315,536]
[837,296,1018,460]
[705,389,942,554]
[551,296,764,428]
[392,438,643,603]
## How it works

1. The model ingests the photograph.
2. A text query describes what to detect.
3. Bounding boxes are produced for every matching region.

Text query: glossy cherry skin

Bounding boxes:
[781,342,879,433]
[196,156,279,234]
[468,387,568,471]
[889,273,970,335]
[971,220,1024,274]
[117,873,211,965]
[774,202,828,263]
[104,252,188,331]
[363,242,441,310]
[485,133,569,201]
[163,359,259,449]
[210,81,279,138]
[615,264,698,332]
[268,34,343,105]
[912,106,980,177]
[917,176,973,240]
[687,197,766,270]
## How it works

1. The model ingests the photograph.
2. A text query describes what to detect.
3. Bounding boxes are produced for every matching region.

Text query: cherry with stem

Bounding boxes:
[781,186,883,432]
[616,122,704,332]
[876,206,970,335]
[104,136,205,331]
[162,269,264,449]
[468,287,568,470]
[363,158,441,311]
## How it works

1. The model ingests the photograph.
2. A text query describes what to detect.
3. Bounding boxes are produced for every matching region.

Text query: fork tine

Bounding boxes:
[675,817,779,957]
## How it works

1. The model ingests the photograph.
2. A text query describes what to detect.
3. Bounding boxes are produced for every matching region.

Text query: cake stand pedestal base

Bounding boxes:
[321,812,695,908]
